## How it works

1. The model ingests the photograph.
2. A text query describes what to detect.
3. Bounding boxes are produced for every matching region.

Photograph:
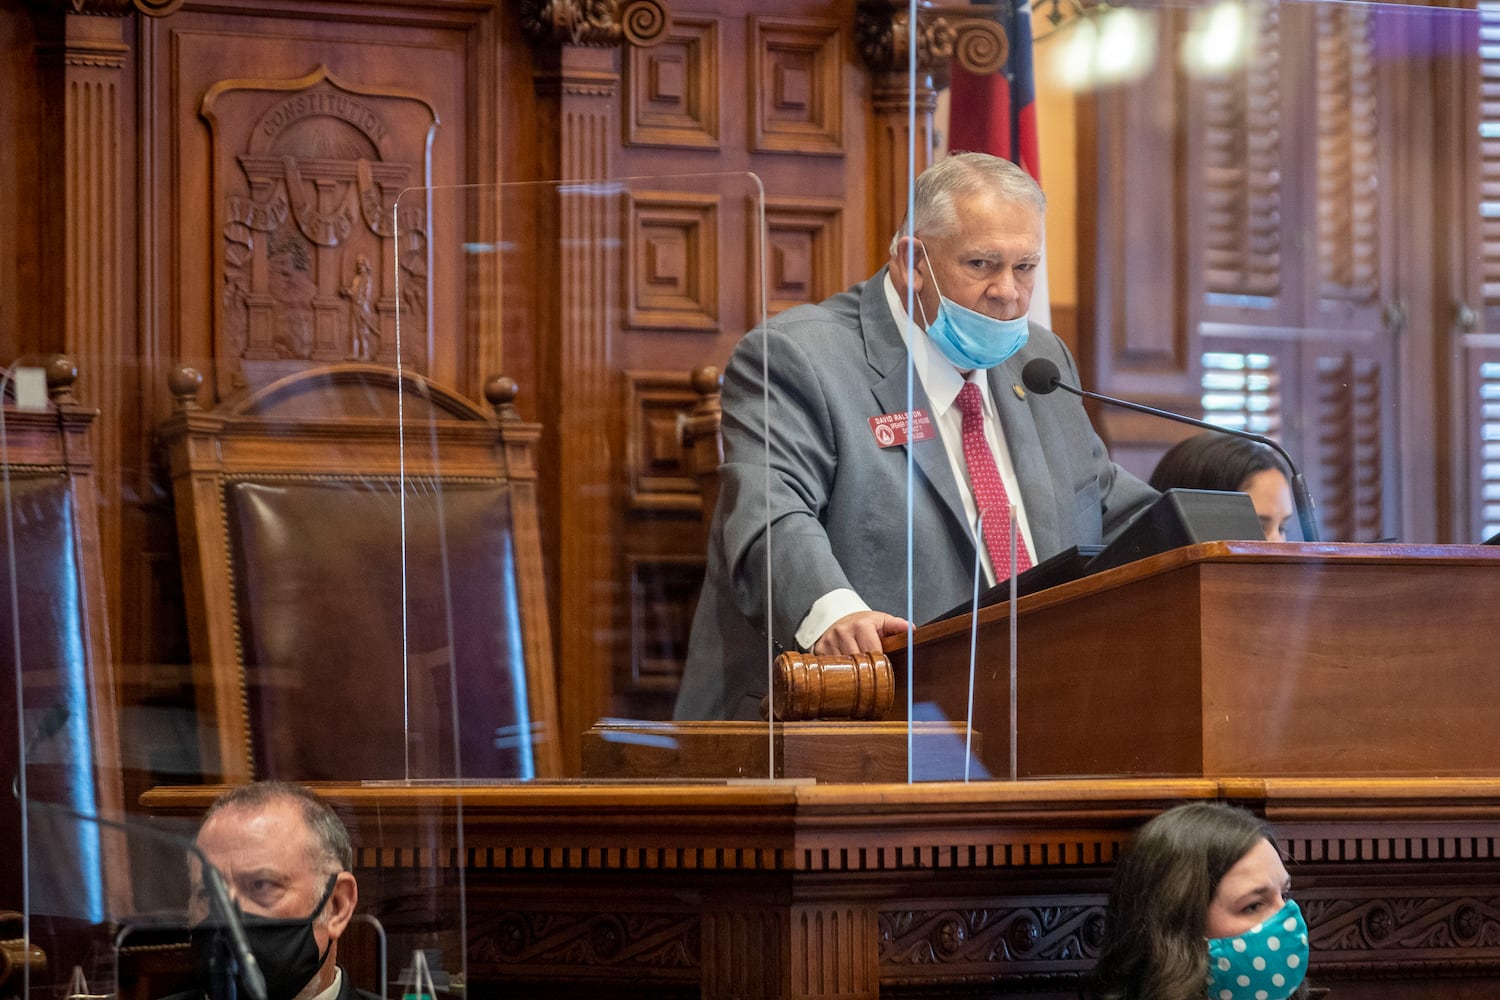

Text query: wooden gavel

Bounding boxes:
[761,650,895,721]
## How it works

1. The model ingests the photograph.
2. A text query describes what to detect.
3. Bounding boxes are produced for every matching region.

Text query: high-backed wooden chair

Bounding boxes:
[0,354,130,937]
[159,364,560,782]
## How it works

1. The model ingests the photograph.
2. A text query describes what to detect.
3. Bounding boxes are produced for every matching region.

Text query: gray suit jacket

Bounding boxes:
[674,269,1157,720]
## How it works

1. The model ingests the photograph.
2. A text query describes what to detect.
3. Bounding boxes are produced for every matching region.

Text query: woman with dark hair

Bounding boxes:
[1084,802,1311,1000]
[1149,434,1296,542]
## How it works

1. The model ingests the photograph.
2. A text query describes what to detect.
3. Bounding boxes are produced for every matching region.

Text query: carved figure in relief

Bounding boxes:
[342,255,380,362]
[269,234,316,359]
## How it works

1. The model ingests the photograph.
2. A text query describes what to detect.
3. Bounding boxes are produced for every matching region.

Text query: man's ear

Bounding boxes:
[324,871,358,940]
[890,236,925,294]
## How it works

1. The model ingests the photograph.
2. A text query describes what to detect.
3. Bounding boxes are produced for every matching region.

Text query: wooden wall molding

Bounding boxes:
[750,16,845,156]
[625,14,719,149]
[27,4,133,656]
[880,901,1103,970]
[624,370,698,510]
[765,196,844,315]
[1306,889,1500,958]
[627,191,720,331]
[625,554,701,697]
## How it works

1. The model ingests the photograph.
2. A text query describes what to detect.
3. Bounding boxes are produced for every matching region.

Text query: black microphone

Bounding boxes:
[1021,357,1320,543]
[14,711,268,1000]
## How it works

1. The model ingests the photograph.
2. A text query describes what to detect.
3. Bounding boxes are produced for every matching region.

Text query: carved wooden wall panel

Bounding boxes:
[625,370,700,511]
[625,554,703,710]
[201,67,439,396]
[627,191,721,331]
[751,16,845,156]
[765,196,845,315]
[626,14,720,149]
[141,3,492,397]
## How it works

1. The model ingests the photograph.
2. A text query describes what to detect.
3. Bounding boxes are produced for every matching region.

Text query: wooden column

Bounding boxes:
[855,1,1008,274]
[31,3,131,649]
[522,0,671,773]
[27,0,179,669]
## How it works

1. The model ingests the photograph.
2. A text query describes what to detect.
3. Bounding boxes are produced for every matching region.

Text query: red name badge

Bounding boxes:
[868,409,936,448]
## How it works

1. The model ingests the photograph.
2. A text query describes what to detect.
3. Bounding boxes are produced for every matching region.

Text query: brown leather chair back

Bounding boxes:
[0,355,130,926]
[160,364,560,782]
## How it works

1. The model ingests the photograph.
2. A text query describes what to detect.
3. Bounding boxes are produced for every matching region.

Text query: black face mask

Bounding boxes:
[191,874,339,1000]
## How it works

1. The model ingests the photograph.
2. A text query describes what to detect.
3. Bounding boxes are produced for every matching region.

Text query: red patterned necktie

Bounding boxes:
[956,380,1033,580]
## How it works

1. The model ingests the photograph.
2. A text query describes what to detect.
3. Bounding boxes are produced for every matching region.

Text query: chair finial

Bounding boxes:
[168,365,205,412]
[484,375,520,421]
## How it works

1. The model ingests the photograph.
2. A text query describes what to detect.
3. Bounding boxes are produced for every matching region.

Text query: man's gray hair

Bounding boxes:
[889,151,1046,256]
[201,780,353,874]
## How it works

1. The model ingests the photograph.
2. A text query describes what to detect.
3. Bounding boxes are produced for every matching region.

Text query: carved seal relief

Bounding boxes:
[201,66,438,392]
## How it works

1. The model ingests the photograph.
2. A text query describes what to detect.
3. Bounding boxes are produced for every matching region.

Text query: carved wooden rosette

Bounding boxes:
[855,1,1010,82]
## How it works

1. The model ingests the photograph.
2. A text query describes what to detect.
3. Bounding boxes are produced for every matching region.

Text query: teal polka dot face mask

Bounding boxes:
[1205,898,1309,1000]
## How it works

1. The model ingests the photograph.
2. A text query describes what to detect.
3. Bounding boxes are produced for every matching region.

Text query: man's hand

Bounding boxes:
[812,611,912,656]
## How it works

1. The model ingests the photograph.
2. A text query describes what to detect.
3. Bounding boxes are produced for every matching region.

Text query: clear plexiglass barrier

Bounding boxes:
[11,1,1500,997]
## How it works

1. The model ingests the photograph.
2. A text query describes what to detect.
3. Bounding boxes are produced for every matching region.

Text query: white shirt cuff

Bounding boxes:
[795,588,871,650]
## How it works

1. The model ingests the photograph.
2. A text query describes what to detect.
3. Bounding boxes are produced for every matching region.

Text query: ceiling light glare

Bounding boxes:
[1093,6,1156,85]
[1182,0,1257,76]
[1044,6,1157,92]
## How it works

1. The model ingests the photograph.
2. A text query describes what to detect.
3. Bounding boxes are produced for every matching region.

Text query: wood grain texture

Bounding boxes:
[887,541,1500,780]
[144,777,1500,998]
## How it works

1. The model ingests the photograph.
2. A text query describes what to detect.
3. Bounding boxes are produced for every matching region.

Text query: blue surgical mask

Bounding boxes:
[915,244,1030,370]
[1205,898,1309,1000]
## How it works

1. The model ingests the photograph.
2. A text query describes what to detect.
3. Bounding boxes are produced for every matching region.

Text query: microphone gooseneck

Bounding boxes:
[1020,357,1320,542]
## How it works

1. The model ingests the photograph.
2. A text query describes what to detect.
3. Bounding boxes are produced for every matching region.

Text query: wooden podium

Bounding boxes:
[894,540,1500,780]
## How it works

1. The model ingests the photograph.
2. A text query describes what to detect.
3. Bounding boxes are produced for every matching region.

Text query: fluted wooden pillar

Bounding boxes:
[870,76,940,273]
[523,0,671,773]
[29,2,138,654]
[855,0,1009,271]
[547,41,619,776]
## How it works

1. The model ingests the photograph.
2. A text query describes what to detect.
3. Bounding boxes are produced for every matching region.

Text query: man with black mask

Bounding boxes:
[177,781,377,1000]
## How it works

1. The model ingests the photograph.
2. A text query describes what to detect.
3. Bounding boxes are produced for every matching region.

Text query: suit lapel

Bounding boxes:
[861,272,973,541]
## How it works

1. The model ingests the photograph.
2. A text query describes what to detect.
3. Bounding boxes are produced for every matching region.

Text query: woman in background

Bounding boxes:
[1084,801,1311,1000]
[1149,434,1296,542]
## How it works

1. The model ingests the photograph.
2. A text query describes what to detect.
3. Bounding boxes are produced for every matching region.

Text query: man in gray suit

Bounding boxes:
[674,152,1157,721]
